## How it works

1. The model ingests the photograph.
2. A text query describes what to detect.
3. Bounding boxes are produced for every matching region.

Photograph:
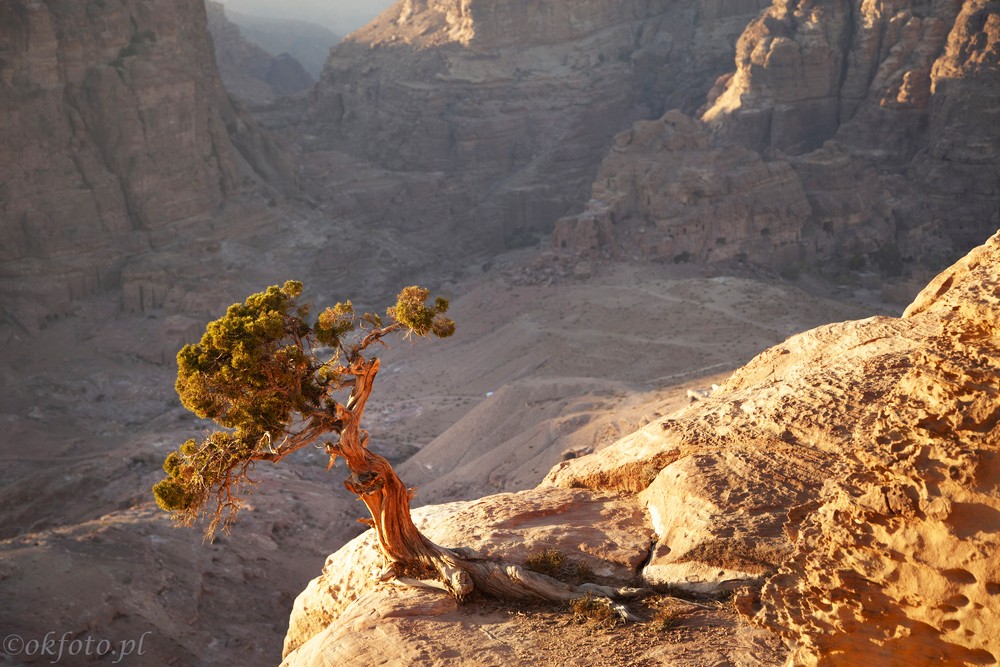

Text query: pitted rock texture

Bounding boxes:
[555,230,1000,661]
[755,231,1000,665]
[284,232,999,664]
[556,0,999,273]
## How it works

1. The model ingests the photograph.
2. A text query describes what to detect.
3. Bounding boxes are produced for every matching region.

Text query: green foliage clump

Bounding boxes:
[153,432,257,534]
[174,280,316,435]
[315,301,356,349]
[152,476,196,513]
[523,548,567,576]
[388,286,455,338]
[154,281,454,536]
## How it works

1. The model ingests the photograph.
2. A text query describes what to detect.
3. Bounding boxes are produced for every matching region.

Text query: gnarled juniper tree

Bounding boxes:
[154,281,641,609]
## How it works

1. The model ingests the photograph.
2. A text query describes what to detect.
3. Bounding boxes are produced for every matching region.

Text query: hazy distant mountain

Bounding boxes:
[226,9,340,78]
[217,0,394,35]
[206,1,316,101]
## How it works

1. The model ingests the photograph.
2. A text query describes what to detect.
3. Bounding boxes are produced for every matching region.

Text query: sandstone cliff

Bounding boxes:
[282,232,999,665]
[555,0,999,275]
[0,0,294,328]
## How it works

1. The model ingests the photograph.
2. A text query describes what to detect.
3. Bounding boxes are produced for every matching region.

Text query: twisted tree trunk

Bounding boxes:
[329,358,643,612]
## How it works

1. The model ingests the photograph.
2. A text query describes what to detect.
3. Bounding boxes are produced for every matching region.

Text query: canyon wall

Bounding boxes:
[303,0,773,253]
[554,0,999,273]
[3,0,992,322]
[296,0,996,272]
[0,0,292,327]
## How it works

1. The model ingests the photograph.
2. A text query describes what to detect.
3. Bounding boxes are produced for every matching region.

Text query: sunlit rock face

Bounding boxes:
[281,232,1000,665]
[551,230,1000,664]
[303,0,772,253]
[755,231,1000,665]
[0,0,288,325]
[555,0,999,272]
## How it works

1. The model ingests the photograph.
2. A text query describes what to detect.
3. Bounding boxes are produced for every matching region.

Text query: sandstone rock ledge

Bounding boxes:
[283,232,999,666]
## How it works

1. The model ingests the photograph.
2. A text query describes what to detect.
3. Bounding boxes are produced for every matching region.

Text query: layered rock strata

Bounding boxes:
[283,232,1000,664]
[0,0,291,326]
[556,0,999,273]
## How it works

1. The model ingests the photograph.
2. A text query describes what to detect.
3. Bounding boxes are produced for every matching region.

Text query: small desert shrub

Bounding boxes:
[647,596,686,632]
[522,548,594,585]
[569,593,619,627]
[522,548,566,576]
[873,242,904,277]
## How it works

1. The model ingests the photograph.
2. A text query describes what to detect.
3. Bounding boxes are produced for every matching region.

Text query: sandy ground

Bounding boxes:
[0,246,898,666]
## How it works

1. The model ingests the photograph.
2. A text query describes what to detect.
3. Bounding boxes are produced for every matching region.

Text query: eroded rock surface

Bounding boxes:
[284,232,1000,664]
[756,232,1000,665]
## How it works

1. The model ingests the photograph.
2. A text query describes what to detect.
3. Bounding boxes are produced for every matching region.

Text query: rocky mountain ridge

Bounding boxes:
[222,7,340,79]
[256,0,1000,285]
[4,0,994,332]
[299,0,773,254]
